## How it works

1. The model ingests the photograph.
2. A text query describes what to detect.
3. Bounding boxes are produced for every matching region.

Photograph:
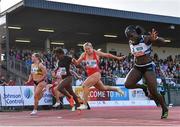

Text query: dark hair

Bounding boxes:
[53,47,64,55]
[125,25,145,38]
[135,25,145,35]
[33,53,42,62]
[125,25,136,38]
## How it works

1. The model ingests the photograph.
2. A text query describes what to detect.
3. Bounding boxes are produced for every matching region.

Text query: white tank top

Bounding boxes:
[129,36,152,57]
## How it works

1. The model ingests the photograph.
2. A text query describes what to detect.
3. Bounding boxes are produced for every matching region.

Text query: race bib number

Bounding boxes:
[56,67,67,77]
[132,47,145,57]
[31,67,38,74]
[86,60,97,68]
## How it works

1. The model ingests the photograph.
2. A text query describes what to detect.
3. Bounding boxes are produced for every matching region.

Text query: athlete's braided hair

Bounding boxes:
[53,47,64,55]
[125,25,145,38]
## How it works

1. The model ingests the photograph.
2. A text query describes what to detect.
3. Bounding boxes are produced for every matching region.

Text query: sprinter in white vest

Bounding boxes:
[124,25,168,119]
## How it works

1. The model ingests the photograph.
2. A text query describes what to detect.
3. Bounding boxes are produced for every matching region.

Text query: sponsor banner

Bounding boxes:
[63,86,155,106]
[129,89,149,100]
[116,78,143,85]
[21,86,53,106]
[74,86,110,101]
[88,88,110,101]
[89,100,156,107]
[21,86,34,106]
[0,86,53,106]
[0,87,3,106]
[0,84,156,107]
[39,90,53,105]
[110,88,129,101]
[0,86,23,106]
[74,86,128,101]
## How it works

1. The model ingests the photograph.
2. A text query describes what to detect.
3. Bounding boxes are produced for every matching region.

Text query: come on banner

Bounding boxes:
[0,85,155,107]
[63,86,155,107]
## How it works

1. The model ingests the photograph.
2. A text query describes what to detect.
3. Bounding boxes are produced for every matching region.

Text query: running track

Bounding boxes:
[0,107,180,126]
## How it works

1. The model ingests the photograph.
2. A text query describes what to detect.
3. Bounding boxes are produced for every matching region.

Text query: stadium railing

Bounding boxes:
[7,56,30,79]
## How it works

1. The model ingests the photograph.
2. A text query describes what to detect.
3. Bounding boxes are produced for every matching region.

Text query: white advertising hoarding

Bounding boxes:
[63,86,156,107]
[0,80,156,107]
[0,86,24,106]
[0,86,52,106]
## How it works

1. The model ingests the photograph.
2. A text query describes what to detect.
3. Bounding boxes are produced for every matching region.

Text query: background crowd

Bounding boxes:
[0,47,179,86]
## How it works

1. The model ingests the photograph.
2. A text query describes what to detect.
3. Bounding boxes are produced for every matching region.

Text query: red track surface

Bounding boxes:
[0,107,180,126]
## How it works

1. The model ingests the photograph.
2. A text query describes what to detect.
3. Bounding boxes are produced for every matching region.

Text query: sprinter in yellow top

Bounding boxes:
[25,53,47,115]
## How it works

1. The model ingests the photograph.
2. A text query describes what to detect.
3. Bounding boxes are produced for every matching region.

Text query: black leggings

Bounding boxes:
[58,76,80,107]
[124,64,167,109]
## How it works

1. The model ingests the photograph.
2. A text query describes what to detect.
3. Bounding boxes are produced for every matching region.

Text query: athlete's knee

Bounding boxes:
[124,79,130,89]
[82,84,89,91]
[124,82,131,89]
[34,93,39,100]
[100,86,108,91]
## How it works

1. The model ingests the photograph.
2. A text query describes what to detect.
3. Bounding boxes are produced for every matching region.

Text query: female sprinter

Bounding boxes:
[124,25,168,119]
[72,42,125,110]
[25,53,47,115]
[47,71,64,108]
[53,47,81,108]
[49,68,82,108]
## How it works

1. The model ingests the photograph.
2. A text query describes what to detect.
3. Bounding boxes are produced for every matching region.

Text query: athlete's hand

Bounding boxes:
[77,76,82,80]
[24,81,29,85]
[72,58,77,64]
[117,56,126,61]
[149,28,158,41]
[54,81,59,85]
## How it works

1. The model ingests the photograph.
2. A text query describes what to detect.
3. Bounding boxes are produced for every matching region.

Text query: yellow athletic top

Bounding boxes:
[31,64,43,76]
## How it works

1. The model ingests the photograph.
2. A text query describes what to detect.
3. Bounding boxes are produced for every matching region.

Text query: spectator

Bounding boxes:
[0,76,7,86]
[8,79,16,86]
[7,48,180,84]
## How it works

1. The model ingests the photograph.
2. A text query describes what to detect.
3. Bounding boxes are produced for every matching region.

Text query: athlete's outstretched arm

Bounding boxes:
[147,28,165,43]
[95,50,126,61]
[25,65,33,84]
[72,53,84,65]
[25,74,33,84]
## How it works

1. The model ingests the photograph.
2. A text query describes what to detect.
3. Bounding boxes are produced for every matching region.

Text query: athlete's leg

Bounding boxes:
[57,77,72,99]
[81,72,101,104]
[64,76,80,107]
[124,68,142,89]
[31,81,46,115]
[34,81,46,110]
[124,68,149,96]
[94,80,124,95]
[53,86,64,108]
[143,71,168,119]
[54,86,63,103]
